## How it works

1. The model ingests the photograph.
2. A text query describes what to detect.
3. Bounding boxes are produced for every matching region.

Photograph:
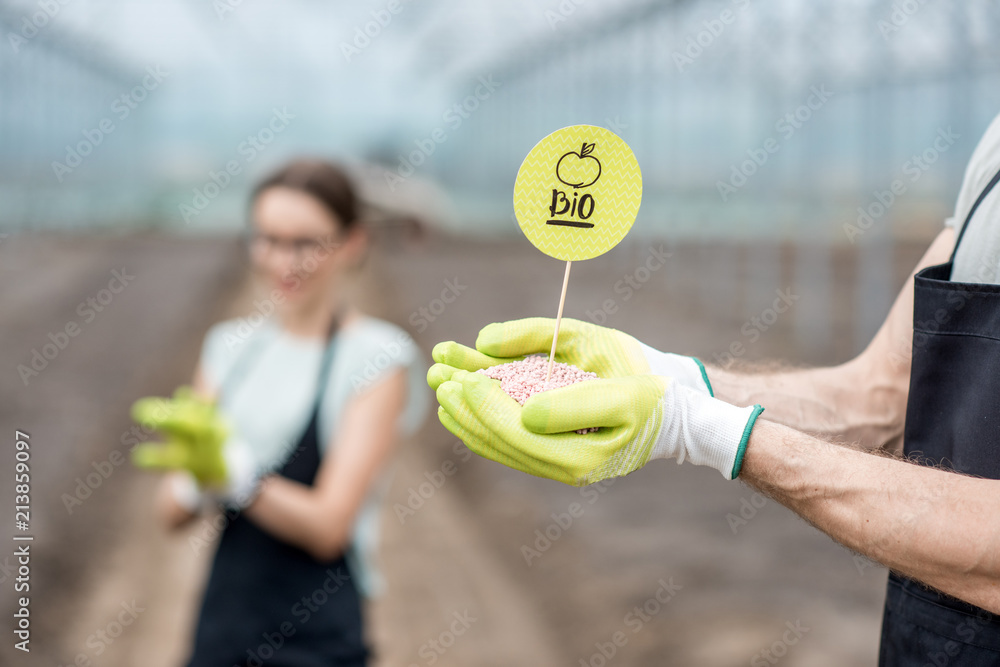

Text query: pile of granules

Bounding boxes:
[477,354,599,433]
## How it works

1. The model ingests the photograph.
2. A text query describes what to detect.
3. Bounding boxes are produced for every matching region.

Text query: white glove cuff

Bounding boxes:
[639,341,713,396]
[650,383,764,480]
[215,438,262,509]
[169,470,204,514]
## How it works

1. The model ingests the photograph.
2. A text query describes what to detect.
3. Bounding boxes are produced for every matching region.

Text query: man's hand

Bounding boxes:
[430,319,763,485]
[429,317,713,394]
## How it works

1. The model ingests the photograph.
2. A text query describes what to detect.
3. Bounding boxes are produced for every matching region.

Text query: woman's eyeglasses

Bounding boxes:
[247,233,342,261]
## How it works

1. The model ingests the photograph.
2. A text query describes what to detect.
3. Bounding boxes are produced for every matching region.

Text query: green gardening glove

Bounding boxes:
[130,386,230,486]
[436,371,762,486]
[428,318,713,394]
[432,320,763,486]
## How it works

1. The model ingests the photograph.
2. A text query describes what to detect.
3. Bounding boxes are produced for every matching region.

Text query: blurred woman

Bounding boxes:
[156,159,427,666]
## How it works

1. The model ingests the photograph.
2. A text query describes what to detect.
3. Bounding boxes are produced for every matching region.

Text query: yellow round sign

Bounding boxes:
[513,125,642,261]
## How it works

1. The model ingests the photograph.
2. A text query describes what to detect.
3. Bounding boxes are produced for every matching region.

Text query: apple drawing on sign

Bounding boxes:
[556,142,602,189]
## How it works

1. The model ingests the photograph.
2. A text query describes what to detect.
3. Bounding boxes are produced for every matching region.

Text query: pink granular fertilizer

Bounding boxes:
[477,354,599,433]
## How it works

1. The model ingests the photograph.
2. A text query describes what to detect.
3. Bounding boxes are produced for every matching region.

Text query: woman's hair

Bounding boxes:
[251,159,360,231]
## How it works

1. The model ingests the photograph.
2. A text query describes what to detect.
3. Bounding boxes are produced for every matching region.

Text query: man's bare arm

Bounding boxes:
[742,418,1000,613]
[707,228,955,452]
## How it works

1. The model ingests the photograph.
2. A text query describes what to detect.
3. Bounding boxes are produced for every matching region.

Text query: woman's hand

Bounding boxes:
[131,386,261,512]
[131,386,230,484]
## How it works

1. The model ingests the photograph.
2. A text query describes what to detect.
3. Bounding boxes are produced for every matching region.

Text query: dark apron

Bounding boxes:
[187,316,368,667]
[879,166,1000,666]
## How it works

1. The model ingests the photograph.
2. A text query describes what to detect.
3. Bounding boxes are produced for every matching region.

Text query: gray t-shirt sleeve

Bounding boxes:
[198,319,243,391]
[318,318,429,451]
[948,112,1000,283]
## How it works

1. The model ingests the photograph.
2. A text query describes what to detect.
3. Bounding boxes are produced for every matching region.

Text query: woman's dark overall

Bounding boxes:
[187,316,368,667]
[879,167,1000,665]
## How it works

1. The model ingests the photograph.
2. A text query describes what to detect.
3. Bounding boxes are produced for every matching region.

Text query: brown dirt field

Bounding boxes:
[0,230,931,666]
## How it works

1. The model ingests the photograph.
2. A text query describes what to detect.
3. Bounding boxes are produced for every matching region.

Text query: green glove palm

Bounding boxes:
[431,319,764,486]
[428,317,712,393]
[130,387,230,486]
[437,370,669,485]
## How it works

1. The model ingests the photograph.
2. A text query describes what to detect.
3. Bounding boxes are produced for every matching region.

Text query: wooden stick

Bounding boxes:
[546,260,572,384]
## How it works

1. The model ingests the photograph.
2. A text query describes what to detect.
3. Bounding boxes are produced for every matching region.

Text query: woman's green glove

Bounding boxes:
[131,387,230,485]
[131,387,261,508]
[428,317,713,394]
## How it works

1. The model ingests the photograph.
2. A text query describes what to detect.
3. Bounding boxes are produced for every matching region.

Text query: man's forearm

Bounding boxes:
[707,359,906,451]
[705,230,958,451]
[741,419,1000,614]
